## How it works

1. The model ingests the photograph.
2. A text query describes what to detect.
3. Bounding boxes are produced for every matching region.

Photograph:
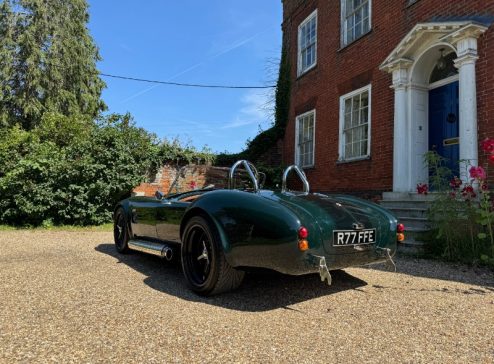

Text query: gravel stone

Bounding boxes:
[0,231,493,363]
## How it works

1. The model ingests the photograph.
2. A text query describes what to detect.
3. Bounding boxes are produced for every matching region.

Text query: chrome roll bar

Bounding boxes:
[281,165,310,194]
[228,160,259,192]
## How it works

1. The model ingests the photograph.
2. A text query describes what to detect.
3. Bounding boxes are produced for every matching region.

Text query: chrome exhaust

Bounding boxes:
[162,246,173,261]
[128,240,174,260]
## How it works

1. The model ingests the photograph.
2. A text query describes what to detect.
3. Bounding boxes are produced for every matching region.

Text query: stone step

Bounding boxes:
[387,207,429,218]
[380,199,433,209]
[382,192,437,201]
[396,216,430,230]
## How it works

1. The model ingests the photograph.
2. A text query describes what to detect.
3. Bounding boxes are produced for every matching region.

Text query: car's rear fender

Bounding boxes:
[180,206,232,254]
[180,190,310,270]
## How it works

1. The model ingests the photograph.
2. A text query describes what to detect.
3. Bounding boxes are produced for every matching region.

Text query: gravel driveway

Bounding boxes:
[0,230,493,363]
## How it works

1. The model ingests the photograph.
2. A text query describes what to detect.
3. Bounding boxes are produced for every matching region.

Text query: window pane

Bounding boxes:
[347,128,353,143]
[355,21,362,38]
[310,19,316,37]
[360,108,367,124]
[363,18,369,33]
[346,0,353,15]
[361,91,368,107]
[345,144,351,158]
[355,9,362,25]
[361,140,368,155]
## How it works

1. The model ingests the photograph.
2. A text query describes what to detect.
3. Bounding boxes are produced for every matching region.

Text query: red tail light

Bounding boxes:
[397,223,405,233]
[298,226,308,239]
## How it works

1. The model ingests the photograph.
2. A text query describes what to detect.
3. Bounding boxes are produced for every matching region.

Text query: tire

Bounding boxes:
[181,216,245,296]
[114,207,130,254]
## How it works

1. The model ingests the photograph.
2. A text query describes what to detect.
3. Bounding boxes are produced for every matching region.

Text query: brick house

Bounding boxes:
[281,0,494,198]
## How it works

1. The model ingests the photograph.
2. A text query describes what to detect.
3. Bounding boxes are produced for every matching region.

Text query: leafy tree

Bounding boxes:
[0,0,105,129]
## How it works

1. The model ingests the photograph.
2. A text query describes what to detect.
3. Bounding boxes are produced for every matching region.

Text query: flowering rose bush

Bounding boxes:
[449,176,462,190]
[469,166,486,180]
[416,183,428,195]
[424,146,494,266]
[481,138,494,154]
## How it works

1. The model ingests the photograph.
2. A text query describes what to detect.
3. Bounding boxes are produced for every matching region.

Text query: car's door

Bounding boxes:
[155,199,189,243]
[130,199,160,239]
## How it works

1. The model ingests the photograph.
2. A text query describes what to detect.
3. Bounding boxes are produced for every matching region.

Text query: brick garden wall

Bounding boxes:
[132,165,231,197]
[282,0,494,194]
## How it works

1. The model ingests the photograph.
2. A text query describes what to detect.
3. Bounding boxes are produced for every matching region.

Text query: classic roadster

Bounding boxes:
[114,161,403,296]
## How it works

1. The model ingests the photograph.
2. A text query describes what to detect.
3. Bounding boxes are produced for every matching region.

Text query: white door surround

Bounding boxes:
[380,21,488,192]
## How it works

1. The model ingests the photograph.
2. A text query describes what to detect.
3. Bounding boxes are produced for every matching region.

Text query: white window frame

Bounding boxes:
[295,109,316,168]
[297,9,317,76]
[341,0,372,47]
[338,85,371,162]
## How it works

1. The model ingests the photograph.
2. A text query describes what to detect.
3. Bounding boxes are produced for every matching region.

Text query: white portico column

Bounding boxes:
[454,37,479,182]
[391,64,411,192]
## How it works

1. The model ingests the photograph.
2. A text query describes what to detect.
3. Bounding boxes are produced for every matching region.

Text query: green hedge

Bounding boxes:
[0,113,158,226]
[0,113,215,226]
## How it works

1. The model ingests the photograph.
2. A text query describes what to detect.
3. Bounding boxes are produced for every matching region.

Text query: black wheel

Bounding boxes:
[181,216,244,296]
[114,208,130,253]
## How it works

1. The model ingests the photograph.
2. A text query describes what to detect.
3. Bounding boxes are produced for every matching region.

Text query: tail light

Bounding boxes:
[397,223,405,242]
[298,226,309,251]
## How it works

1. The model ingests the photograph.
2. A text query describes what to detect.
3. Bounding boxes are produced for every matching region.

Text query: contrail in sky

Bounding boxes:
[120,27,274,104]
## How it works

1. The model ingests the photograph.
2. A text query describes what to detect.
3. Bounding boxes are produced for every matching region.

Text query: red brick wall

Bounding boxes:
[282,0,494,193]
[133,165,230,197]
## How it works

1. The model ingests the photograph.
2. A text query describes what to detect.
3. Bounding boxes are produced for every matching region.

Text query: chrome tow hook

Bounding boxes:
[377,247,396,272]
[315,256,332,286]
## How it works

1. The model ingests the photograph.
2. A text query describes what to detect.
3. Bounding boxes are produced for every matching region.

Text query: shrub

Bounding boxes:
[0,113,159,226]
[423,148,494,267]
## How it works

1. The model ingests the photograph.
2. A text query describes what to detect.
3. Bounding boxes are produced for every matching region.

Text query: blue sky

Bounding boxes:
[87,1,282,153]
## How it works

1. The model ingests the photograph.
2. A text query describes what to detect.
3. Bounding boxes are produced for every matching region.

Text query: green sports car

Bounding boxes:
[114,160,403,296]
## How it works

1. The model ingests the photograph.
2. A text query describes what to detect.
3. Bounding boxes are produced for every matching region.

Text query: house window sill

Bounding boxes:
[338,30,373,52]
[336,156,371,164]
[406,0,421,9]
[296,64,318,81]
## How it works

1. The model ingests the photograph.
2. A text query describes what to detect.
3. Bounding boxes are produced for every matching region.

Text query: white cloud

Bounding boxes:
[221,89,273,129]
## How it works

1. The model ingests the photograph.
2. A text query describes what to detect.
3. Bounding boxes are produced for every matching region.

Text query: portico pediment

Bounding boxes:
[380,21,488,73]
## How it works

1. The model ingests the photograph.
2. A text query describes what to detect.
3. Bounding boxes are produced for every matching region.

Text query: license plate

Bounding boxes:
[333,229,376,246]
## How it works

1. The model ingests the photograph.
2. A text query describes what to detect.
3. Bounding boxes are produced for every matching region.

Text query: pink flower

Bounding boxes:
[489,155,494,165]
[449,176,462,190]
[481,183,489,192]
[469,166,486,181]
[189,181,197,190]
[481,138,494,153]
[416,183,428,195]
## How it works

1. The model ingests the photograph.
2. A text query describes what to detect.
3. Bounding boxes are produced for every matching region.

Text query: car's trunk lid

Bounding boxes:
[266,192,394,255]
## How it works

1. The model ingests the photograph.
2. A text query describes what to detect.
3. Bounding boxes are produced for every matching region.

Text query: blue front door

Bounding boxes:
[429,81,460,177]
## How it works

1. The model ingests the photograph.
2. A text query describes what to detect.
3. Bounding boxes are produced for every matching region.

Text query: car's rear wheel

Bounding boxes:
[114,208,130,253]
[181,216,244,296]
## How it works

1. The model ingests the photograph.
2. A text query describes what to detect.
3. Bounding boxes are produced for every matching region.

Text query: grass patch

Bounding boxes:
[0,223,113,232]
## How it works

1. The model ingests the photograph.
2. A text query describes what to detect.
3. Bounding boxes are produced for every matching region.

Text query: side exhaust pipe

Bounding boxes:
[128,240,174,261]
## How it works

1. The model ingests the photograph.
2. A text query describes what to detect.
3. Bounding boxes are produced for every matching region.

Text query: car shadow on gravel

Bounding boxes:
[368,255,494,288]
[95,243,368,312]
